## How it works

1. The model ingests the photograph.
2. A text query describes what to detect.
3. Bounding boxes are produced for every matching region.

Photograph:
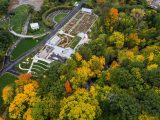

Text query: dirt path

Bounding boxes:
[8,0,44,12]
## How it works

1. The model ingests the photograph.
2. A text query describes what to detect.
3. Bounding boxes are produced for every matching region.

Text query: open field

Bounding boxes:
[11,38,42,60]
[0,73,17,104]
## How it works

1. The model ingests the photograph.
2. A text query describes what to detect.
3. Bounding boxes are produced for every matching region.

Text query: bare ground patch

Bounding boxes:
[8,0,44,12]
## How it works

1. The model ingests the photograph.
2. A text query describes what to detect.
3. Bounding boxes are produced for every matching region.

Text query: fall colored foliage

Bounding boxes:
[0,117,4,120]
[65,80,72,93]
[2,85,14,104]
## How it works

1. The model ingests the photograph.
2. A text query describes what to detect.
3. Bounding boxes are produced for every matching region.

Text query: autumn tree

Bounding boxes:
[65,80,72,94]
[2,85,14,104]
[106,8,119,32]
[9,74,39,120]
[59,89,101,120]
[109,31,125,49]
[0,117,4,120]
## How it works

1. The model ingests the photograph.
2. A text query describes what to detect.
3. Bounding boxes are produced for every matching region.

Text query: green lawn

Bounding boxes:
[11,38,41,60]
[54,13,67,23]
[11,5,31,33]
[0,73,17,105]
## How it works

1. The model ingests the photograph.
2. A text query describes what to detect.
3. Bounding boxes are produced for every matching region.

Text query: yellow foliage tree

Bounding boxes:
[109,32,125,49]
[23,109,33,120]
[129,33,141,46]
[138,112,158,120]
[148,52,154,62]
[2,85,14,104]
[136,55,145,62]
[106,71,111,81]
[59,89,101,120]
[88,55,105,77]
[111,61,120,69]
[147,64,158,71]
[9,93,28,119]
[9,74,39,120]
[75,52,82,61]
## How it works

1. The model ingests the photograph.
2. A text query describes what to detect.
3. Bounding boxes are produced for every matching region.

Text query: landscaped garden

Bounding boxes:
[0,73,17,104]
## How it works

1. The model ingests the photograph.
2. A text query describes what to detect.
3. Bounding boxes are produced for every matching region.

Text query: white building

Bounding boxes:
[30,23,39,30]
[81,8,92,14]
[53,46,75,59]
[47,35,61,47]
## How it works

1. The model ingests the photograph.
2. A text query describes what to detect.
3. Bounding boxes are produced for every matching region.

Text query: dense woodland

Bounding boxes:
[1,0,160,120]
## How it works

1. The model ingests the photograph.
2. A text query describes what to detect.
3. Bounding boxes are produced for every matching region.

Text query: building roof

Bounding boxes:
[81,8,92,13]
[53,46,75,58]
[47,35,61,47]
[30,23,39,29]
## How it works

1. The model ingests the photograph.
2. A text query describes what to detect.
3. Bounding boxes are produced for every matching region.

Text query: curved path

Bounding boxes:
[9,27,50,39]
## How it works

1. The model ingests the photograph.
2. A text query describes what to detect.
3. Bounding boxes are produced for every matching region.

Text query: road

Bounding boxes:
[0,2,84,76]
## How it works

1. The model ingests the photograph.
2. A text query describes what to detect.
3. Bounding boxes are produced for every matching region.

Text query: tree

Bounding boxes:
[142,68,160,87]
[88,55,105,77]
[108,87,140,120]
[74,52,82,62]
[140,90,160,116]
[138,112,159,120]
[2,85,14,104]
[109,31,125,49]
[9,74,39,120]
[129,33,141,46]
[31,92,60,120]
[65,80,72,94]
[59,89,101,120]
[131,8,145,30]
[106,8,119,32]
[0,0,10,15]
[109,68,135,88]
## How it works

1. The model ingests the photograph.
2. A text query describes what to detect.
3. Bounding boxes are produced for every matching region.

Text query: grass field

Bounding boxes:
[0,73,17,104]
[11,5,31,33]
[54,13,67,23]
[11,38,41,60]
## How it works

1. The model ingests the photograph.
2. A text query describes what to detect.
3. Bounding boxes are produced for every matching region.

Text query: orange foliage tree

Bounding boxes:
[15,73,32,93]
[65,80,72,93]
[0,117,4,120]
[106,8,119,32]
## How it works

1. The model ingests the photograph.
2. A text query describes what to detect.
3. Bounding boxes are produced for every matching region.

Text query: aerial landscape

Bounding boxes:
[0,0,160,119]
